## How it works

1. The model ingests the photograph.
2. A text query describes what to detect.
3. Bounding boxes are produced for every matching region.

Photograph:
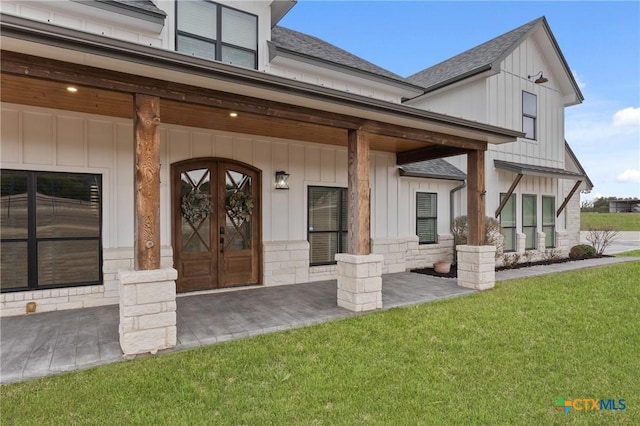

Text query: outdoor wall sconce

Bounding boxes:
[275,171,290,190]
[527,71,549,84]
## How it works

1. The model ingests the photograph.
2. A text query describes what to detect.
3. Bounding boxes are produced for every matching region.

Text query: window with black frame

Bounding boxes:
[522,91,537,140]
[500,192,516,252]
[308,187,348,265]
[416,192,437,244]
[542,196,555,248]
[522,194,537,250]
[176,0,258,69]
[0,170,102,292]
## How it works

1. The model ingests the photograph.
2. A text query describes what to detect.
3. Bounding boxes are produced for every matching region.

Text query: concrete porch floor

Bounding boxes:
[2,256,636,385]
[1,272,472,384]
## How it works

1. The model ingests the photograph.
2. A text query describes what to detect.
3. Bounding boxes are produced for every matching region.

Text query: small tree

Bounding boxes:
[586,226,619,255]
[451,215,504,261]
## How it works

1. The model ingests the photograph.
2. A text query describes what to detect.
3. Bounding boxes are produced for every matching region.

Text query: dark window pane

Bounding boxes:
[522,195,536,226]
[523,227,536,250]
[340,189,348,231]
[225,170,252,251]
[310,233,337,264]
[38,240,99,285]
[177,1,217,40]
[523,92,537,116]
[500,193,516,226]
[542,197,555,225]
[309,187,339,232]
[543,226,555,248]
[417,193,437,217]
[36,173,100,238]
[181,169,212,253]
[1,241,28,289]
[503,228,516,252]
[177,35,216,60]
[221,7,256,49]
[0,170,29,239]
[523,116,535,139]
[417,218,436,244]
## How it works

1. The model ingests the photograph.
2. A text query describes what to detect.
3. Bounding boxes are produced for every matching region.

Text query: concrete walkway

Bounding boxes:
[1,256,637,384]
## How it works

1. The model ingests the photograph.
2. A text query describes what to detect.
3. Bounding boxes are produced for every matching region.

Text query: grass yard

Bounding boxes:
[581,212,640,231]
[2,262,639,425]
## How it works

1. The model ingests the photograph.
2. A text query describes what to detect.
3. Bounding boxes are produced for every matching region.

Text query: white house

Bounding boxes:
[0,1,590,355]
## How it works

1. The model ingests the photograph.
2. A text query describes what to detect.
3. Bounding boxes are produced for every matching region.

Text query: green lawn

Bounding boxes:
[581,212,640,231]
[2,263,639,425]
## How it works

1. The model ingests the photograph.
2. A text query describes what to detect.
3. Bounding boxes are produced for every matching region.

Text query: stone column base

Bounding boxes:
[118,268,177,356]
[456,245,496,290]
[335,254,383,312]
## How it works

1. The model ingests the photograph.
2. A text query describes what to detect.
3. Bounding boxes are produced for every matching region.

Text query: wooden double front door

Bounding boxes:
[172,159,261,292]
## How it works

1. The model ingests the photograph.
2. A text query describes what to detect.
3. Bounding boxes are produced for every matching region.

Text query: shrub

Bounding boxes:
[586,226,619,255]
[451,215,504,259]
[569,244,597,259]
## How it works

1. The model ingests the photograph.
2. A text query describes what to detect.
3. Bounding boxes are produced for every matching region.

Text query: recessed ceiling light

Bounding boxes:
[66,86,78,93]
[229,112,238,118]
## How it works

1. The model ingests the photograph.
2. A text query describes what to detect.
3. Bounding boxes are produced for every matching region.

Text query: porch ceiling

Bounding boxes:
[1,72,430,153]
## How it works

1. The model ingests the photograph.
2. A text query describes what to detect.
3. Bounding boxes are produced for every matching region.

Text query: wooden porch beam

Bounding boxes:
[557,180,582,217]
[134,94,161,270]
[467,150,486,246]
[494,173,523,218]
[347,129,371,255]
[396,145,473,165]
[1,51,363,130]
[363,121,487,150]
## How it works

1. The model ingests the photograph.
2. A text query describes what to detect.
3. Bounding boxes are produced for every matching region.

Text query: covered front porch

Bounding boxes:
[1,15,520,356]
[1,272,474,384]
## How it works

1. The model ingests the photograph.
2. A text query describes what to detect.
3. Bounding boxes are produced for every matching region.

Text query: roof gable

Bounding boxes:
[407,17,583,104]
[408,17,541,91]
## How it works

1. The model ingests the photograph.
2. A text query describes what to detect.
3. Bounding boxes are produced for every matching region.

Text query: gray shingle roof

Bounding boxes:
[271,26,418,87]
[399,159,466,181]
[408,17,543,91]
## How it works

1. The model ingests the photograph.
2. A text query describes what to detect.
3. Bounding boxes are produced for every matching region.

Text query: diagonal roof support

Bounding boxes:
[495,173,523,218]
[556,180,582,218]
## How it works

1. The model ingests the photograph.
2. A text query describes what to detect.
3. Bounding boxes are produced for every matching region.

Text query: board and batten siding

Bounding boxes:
[1,102,447,248]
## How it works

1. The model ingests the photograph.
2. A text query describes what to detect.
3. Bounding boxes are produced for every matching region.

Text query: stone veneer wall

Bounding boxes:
[0,247,173,317]
[372,234,455,273]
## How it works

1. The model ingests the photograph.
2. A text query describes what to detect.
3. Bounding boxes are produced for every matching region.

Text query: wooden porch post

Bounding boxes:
[347,129,371,255]
[134,94,161,270]
[467,149,486,246]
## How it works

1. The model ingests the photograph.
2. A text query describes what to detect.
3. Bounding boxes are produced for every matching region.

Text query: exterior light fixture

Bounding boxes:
[527,71,549,84]
[229,112,238,118]
[66,86,78,93]
[275,171,290,190]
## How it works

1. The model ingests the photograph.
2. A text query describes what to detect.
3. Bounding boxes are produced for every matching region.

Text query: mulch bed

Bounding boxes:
[411,255,610,279]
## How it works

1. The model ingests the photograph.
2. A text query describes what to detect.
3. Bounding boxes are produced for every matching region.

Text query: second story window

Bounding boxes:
[176,1,257,69]
[522,91,537,140]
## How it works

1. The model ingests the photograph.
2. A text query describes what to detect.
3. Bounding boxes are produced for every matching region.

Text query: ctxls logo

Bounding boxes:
[554,397,626,414]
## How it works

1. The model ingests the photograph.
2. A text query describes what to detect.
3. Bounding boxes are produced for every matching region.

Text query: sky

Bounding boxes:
[279,1,640,202]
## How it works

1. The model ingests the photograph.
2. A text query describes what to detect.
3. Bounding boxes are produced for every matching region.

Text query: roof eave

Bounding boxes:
[0,13,520,145]
[271,0,297,28]
[71,0,166,26]
[564,140,594,189]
